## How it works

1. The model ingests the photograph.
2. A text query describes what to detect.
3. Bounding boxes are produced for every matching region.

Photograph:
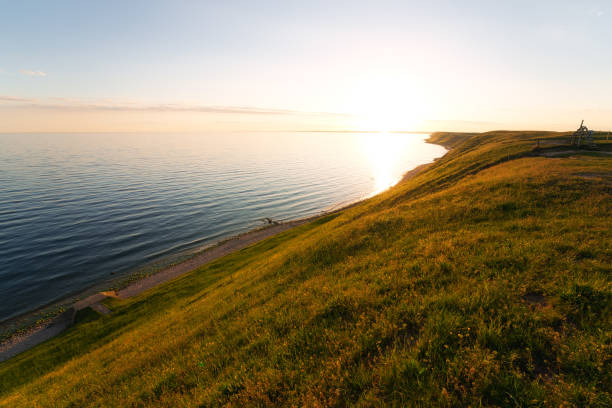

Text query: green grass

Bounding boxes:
[0,131,610,407]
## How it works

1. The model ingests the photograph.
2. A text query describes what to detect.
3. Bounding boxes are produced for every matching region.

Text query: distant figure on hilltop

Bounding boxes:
[570,120,596,148]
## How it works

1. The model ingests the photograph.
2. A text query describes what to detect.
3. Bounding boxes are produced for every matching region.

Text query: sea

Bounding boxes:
[0,132,446,322]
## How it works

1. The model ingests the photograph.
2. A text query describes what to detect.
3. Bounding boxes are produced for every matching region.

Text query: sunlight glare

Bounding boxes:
[347,74,425,132]
[359,132,411,194]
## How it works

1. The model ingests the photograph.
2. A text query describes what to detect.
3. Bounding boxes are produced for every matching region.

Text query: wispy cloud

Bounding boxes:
[19,70,47,77]
[0,95,350,118]
[0,96,33,102]
[587,7,605,17]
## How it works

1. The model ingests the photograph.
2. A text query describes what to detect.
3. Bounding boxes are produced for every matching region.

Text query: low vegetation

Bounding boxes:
[1,131,610,407]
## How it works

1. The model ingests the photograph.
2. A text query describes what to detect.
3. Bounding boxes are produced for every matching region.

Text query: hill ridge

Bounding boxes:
[1,131,610,407]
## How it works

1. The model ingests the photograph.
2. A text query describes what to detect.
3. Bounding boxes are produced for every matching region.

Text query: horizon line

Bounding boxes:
[0,128,593,135]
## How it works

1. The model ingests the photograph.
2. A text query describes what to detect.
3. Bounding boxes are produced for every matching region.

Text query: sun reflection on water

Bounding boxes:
[359,132,412,194]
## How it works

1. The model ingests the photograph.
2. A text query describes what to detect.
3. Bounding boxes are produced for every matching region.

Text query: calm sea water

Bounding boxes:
[0,132,445,322]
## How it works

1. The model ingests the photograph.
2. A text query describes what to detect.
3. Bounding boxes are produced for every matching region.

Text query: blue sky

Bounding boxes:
[1,0,610,132]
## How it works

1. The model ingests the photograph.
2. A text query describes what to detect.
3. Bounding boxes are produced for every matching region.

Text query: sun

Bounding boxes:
[345,75,425,132]
[355,108,418,133]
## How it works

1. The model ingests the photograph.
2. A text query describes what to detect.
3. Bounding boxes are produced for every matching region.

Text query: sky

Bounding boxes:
[1,0,611,133]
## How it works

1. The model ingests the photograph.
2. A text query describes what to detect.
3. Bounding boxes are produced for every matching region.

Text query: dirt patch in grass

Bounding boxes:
[522,293,550,308]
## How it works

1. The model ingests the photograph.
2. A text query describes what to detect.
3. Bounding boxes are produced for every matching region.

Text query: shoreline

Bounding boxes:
[0,146,444,361]
[0,199,365,336]
[1,134,444,332]
[0,200,366,360]
[0,187,377,337]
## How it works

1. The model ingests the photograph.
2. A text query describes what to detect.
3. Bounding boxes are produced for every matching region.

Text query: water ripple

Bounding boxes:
[0,132,446,322]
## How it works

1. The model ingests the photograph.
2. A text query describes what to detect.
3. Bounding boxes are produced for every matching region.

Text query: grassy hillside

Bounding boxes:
[1,131,610,407]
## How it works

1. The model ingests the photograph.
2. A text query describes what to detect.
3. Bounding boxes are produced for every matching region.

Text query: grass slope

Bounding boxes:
[1,131,610,407]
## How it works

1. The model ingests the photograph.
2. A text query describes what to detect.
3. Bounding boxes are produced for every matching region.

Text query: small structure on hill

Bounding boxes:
[569,120,596,148]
